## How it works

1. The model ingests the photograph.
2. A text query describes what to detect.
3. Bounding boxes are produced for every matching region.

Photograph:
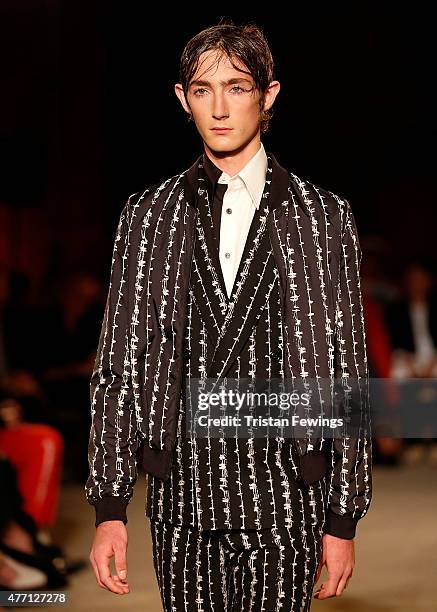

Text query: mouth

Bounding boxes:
[211,127,232,133]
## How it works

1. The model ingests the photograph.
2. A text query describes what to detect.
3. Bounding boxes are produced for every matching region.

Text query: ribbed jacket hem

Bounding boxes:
[323,509,359,539]
[92,497,129,527]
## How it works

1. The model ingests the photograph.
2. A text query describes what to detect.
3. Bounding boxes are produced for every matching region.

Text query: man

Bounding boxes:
[86,20,372,610]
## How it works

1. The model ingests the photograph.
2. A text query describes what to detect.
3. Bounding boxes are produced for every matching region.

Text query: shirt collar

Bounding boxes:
[202,142,267,209]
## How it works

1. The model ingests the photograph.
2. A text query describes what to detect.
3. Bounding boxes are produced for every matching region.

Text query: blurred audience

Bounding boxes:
[386,259,437,465]
[387,260,437,378]
[0,454,68,589]
[0,264,99,591]
[361,236,403,464]
[0,392,86,589]
[0,265,50,424]
[0,393,64,532]
[38,272,103,481]
[39,272,102,382]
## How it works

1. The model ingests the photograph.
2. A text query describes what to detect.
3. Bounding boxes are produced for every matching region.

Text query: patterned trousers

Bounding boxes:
[149,518,324,612]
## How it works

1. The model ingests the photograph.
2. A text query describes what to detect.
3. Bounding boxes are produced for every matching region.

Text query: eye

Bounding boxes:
[193,88,208,96]
[230,86,245,93]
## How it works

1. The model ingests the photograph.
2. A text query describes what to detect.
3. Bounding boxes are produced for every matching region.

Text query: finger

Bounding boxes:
[96,554,125,594]
[112,575,130,592]
[114,545,128,582]
[314,573,342,599]
[336,569,353,596]
[112,574,129,584]
[314,542,325,585]
[89,552,106,589]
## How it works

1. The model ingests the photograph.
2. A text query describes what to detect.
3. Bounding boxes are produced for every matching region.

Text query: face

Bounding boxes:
[175,50,280,154]
[405,264,431,297]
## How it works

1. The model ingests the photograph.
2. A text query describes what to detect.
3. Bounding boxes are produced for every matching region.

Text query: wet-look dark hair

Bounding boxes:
[179,18,276,133]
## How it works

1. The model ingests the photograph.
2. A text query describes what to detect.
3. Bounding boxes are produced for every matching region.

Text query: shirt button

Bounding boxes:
[225,252,231,259]
[226,208,232,214]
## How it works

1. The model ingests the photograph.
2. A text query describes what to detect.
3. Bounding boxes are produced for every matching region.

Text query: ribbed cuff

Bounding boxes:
[92,497,129,528]
[323,509,358,539]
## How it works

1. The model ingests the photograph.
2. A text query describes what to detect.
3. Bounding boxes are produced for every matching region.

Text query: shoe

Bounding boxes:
[32,537,87,576]
[0,541,68,589]
[0,552,47,589]
[13,511,87,577]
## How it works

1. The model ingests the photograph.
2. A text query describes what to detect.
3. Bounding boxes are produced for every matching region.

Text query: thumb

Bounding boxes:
[114,546,128,582]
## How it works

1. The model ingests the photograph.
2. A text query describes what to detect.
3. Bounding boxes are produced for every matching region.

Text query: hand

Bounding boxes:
[313,533,355,599]
[89,520,130,595]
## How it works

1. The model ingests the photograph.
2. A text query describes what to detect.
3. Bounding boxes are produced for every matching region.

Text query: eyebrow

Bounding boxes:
[189,77,253,87]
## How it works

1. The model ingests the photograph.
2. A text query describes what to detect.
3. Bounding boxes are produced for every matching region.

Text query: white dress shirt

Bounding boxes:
[217,142,268,297]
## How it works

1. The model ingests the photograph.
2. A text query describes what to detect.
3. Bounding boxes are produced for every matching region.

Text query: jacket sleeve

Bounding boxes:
[323,198,373,539]
[84,196,140,527]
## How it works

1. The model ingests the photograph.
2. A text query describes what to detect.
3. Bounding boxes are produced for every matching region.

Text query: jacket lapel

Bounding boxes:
[182,150,302,381]
[190,157,229,345]
[207,153,288,379]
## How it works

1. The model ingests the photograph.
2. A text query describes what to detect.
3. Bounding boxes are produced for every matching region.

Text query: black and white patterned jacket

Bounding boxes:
[85,150,372,539]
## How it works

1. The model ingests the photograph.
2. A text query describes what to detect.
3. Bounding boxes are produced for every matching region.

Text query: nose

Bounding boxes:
[212,91,229,120]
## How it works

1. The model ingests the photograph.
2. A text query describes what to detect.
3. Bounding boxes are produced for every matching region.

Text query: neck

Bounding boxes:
[203,134,261,177]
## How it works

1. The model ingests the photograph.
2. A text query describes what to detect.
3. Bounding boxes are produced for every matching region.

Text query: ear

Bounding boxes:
[174,83,191,114]
[263,80,281,112]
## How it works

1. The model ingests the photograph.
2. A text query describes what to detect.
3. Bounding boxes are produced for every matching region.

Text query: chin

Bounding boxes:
[204,137,243,156]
